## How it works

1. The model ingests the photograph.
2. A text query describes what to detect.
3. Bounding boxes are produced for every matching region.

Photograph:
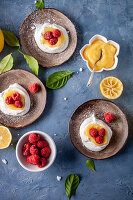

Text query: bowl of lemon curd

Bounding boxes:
[80,35,120,72]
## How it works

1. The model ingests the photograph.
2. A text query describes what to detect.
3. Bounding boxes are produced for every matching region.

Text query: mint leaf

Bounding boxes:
[2,30,20,47]
[35,0,45,9]
[86,159,95,171]
[13,141,18,150]
[65,174,79,200]
[23,54,39,76]
[0,54,13,74]
[46,71,75,89]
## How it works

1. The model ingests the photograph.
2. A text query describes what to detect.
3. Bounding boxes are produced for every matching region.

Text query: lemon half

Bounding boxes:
[0,126,12,149]
[100,76,123,99]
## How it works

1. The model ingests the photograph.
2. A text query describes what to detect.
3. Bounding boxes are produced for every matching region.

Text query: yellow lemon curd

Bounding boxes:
[83,39,117,71]
[3,91,25,110]
[84,123,108,146]
[41,27,67,48]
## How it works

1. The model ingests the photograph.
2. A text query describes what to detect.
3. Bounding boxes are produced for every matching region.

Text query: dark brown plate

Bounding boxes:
[0,69,46,129]
[19,8,77,68]
[69,99,129,159]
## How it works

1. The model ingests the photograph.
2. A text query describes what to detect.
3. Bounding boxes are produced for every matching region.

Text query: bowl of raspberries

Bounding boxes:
[16,131,56,172]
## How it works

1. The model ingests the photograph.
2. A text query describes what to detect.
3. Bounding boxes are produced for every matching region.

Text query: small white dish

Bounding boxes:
[16,131,56,172]
[80,34,120,72]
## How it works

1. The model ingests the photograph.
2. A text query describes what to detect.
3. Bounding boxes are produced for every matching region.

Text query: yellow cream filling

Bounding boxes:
[83,39,117,71]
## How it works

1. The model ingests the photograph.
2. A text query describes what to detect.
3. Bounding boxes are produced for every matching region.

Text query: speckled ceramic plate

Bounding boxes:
[19,8,77,68]
[69,99,129,159]
[0,69,47,129]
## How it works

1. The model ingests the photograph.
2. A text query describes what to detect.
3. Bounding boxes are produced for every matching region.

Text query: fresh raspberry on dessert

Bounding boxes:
[29,133,40,144]
[98,128,105,137]
[12,92,20,101]
[41,146,51,158]
[5,96,14,105]
[44,31,53,40]
[52,29,61,38]
[37,140,48,149]
[95,136,104,144]
[89,128,98,137]
[14,100,23,108]
[27,155,40,165]
[49,37,58,45]
[104,113,115,123]
[37,157,47,168]
[23,142,31,156]
[28,83,39,93]
[30,145,39,155]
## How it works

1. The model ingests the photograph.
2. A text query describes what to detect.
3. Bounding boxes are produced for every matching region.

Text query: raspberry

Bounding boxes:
[27,155,40,165]
[22,142,31,156]
[5,96,14,105]
[49,37,58,45]
[41,146,51,158]
[98,128,105,137]
[32,142,37,146]
[14,100,23,108]
[95,136,104,144]
[29,133,40,144]
[37,157,47,168]
[104,113,115,123]
[28,83,39,93]
[44,31,53,40]
[30,145,39,155]
[12,92,20,101]
[52,29,61,38]
[89,128,98,137]
[37,140,48,149]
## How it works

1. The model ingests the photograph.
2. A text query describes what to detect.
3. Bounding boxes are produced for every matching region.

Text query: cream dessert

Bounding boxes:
[0,83,30,116]
[80,114,112,151]
[34,23,69,53]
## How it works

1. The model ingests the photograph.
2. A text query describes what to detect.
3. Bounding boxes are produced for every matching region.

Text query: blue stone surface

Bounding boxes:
[0,0,133,199]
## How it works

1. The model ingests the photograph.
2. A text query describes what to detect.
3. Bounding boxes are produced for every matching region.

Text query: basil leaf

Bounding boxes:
[65,174,79,200]
[0,54,13,74]
[46,71,75,89]
[86,159,95,171]
[36,0,45,9]
[23,54,39,76]
[13,141,18,150]
[2,30,20,47]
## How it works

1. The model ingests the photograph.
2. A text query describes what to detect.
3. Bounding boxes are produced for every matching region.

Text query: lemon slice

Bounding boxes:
[100,76,123,99]
[0,126,12,149]
[0,29,4,53]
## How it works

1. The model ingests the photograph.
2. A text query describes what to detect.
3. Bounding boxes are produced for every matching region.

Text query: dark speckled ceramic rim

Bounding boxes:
[0,69,47,129]
[69,99,129,160]
[19,8,77,68]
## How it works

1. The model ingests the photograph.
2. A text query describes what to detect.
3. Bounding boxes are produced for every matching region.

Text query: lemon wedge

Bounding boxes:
[0,29,4,53]
[0,126,12,149]
[100,76,123,99]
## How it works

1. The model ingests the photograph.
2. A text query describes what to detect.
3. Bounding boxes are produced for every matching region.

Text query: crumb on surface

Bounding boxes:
[2,159,8,164]
[79,67,83,72]
[64,97,67,101]
[57,176,62,181]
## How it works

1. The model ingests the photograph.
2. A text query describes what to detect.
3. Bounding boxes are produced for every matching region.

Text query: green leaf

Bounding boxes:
[86,159,95,171]
[23,54,39,76]
[0,54,13,74]
[46,71,75,89]
[2,30,20,47]
[35,0,45,9]
[65,174,79,200]
[13,141,18,150]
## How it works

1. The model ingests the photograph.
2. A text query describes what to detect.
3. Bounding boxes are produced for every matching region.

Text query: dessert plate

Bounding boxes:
[0,69,46,128]
[19,8,77,68]
[69,99,129,159]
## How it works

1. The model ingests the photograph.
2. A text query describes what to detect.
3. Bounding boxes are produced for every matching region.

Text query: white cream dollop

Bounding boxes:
[0,83,30,116]
[80,114,112,152]
[34,23,69,53]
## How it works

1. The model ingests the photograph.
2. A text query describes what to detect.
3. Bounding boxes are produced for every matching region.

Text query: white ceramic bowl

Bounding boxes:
[80,34,120,72]
[16,131,56,172]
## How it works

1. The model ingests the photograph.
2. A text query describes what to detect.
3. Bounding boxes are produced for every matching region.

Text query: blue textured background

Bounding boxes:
[0,0,133,199]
